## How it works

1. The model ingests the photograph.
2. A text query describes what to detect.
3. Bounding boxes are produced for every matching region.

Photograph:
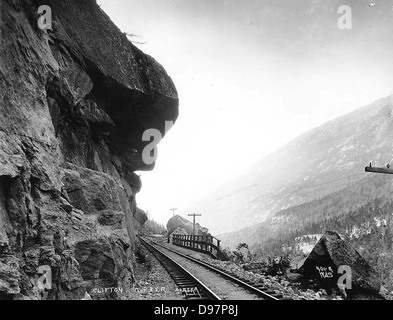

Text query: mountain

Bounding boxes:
[0,0,177,300]
[190,95,393,236]
[194,95,393,290]
[219,173,393,250]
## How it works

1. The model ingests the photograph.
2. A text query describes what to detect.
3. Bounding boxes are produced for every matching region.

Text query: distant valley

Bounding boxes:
[189,95,393,257]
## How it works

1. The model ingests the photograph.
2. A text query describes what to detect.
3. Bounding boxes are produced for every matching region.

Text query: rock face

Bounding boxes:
[0,0,178,300]
[167,215,210,237]
[298,231,381,298]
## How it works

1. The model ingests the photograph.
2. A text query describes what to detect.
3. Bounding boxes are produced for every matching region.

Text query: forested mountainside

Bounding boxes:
[219,173,393,289]
[190,94,393,235]
[188,94,393,290]
[219,173,393,249]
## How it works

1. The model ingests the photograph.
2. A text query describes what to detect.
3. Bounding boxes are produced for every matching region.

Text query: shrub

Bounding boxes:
[265,254,291,276]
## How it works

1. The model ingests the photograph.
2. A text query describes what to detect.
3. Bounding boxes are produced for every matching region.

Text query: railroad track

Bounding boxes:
[138,236,221,300]
[140,236,284,300]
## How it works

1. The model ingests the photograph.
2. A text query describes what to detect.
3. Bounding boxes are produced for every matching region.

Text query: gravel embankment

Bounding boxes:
[129,244,183,300]
[157,239,344,300]
[157,244,264,300]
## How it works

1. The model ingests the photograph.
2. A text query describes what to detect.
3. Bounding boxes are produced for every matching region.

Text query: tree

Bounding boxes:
[144,219,166,235]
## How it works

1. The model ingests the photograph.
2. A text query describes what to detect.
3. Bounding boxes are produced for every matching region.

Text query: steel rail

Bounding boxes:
[146,237,282,300]
[139,236,222,300]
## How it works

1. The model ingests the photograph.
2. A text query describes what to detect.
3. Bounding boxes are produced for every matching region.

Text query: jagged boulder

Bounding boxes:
[298,231,382,298]
[166,215,210,236]
[0,0,178,299]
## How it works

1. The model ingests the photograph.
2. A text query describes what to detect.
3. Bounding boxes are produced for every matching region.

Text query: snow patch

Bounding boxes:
[340,144,355,152]
[295,234,323,254]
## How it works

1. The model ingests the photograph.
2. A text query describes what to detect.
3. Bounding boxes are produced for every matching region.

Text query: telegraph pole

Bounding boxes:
[188,213,202,236]
[169,208,178,217]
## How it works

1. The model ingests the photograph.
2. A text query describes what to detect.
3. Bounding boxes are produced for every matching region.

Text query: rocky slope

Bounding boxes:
[195,95,393,291]
[0,0,178,299]
[190,95,393,235]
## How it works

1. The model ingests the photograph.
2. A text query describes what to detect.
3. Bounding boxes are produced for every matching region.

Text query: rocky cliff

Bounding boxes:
[0,0,178,300]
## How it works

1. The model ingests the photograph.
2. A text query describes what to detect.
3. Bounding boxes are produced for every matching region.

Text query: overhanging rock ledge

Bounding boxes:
[0,0,178,299]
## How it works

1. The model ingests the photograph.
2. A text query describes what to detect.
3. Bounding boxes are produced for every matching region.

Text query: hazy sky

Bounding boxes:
[98,0,393,226]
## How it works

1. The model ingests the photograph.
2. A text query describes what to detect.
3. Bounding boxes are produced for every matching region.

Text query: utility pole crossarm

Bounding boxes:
[169,208,178,217]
